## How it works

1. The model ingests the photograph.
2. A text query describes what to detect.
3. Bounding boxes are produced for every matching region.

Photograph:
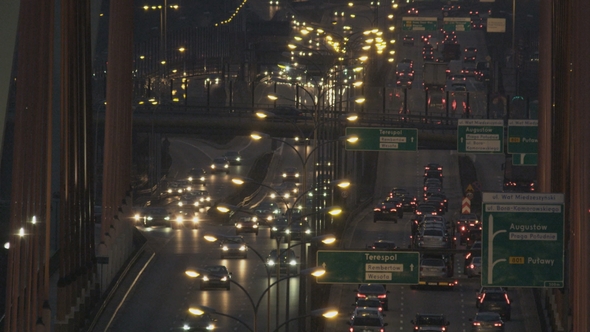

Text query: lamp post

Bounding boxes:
[185,267,327,331]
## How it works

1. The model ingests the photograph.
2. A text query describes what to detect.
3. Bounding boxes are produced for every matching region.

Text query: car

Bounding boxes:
[449,74,467,81]
[411,313,450,331]
[423,177,442,189]
[349,307,384,328]
[353,298,384,313]
[397,79,413,88]
[425,196,446,215]
[355,284,389,311]
[450,83,467,91]
[199,265,232,290]
[462,64,478,77]
[478,289,512,320]
[417,228,449,249]
[169,200,200,229]
[282,167,300,182]
[254,201,282,224]
[420,257,450,278]
[403,35,415,46]
[219,235,248,259]
[266,248,298,275]
[373,197,402,223]
[185,189,212,207]
[424,169,444,184]
[234,216,259,235]
[270,217,289,239]
[271,181,299,199]
[466,256,482,278]
[401,58,415,70]
[222,150,242,165]
[396,63,414,81]
[470,312,505,331]
[466,241,482,260]
[407,7,419,16]
[427,192,448,211]
[476,287,508,308]
[367,239,397,251]
[210,157,230,174]
[285,218,312,240]
[423,52,435,61]
[181,312,217,331]
[456,213,481,244]
[424,163,443,173]
[348,314,387,331]
[134,206,171,227]
[187,168,207,185]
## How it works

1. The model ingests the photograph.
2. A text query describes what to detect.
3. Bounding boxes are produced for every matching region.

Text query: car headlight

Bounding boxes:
[253,224,258,228]
[164,216,170,220]
[239,245,246,251]
[224,164,228,168]
[193,202,199,207]
[285,229,291,234]
[211,165,215,169]
[222,246,229,251]
[147,216,153,220]
[305,229,311,234]
[176,216,183,223]
[192,217,199,224]
[283,173,287,177]
[134,214,141,221]
[203,276,209,281]
[236,224,242,228]
[200,176,205,182]
[272,227,278,231]
[289,260,297,266]
[221,276,227,281]
[182,323,191,331]
[267,260,276,266]
[188,177,193,182]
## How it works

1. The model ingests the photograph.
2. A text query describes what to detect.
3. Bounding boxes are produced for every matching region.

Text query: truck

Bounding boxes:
[502,156,537,192]
[423,61,448,90]
[442,43,461,62]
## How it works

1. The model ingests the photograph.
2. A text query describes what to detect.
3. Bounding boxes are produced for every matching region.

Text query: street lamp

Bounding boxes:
[184,267,327,331]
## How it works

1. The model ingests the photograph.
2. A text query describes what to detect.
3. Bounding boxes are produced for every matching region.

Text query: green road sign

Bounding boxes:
[402,17,438,31]
[512,153,538,165]
[316,250,420,284]
[457,119,504,153]
[507,119,538,154]
[443,17,471,31]
[345,127,418,151]
[481,192,564,288]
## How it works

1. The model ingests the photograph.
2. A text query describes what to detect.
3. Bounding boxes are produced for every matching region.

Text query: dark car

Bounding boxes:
[222,150,242,165]
[266,249,298,275]
[349,315,387,331]
[181,312,217,331]
[187,167,207,185]
[403,35,415,46]
[281,167,300,182]
[425,195,446,215]
[470,312,505,331]
[285,220,312,241]
[373,197,403,223]
[134,206,171,227]
[367,239,397,251]
[355,284,389,311]
[353,298,384,313]
[424,169,444,184]
[234,216,259,235]
[476,287,508,308]
[254,201,282,224]
[270,217,289,239]
[219,235,248,259]
[199,265,231,290]
[478,289,512,320]
[210,157,230,174]
[411,313,450,331]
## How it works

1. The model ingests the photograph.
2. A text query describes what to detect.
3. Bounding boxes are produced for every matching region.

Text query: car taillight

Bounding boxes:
[377,294,387,299]
[469,264,474,269]
[505,293,511,304]
[494,322,503,327]
[357,294,366,298]
[472,322,481,326]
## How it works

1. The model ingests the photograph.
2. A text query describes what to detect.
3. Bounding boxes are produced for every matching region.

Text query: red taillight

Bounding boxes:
[377,294,387,299]
[504,293,511,304]
[357,294,366,298]
[472,322,481,326]
[494,322,503,327]
[469,264,474,269]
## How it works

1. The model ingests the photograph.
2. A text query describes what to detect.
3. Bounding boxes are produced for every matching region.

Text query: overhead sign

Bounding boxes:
[402,17,438,31]
[457,119,504,153]
[481,192,564,288]
[316,250,420,284]
[345,127,418,151]
[507,119,538,154]
[512,153,538,166]
[442,17,471,31]
[487,18,506,33]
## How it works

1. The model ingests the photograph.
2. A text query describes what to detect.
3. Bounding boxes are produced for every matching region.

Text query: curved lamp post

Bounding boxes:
[184,267,327,332]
